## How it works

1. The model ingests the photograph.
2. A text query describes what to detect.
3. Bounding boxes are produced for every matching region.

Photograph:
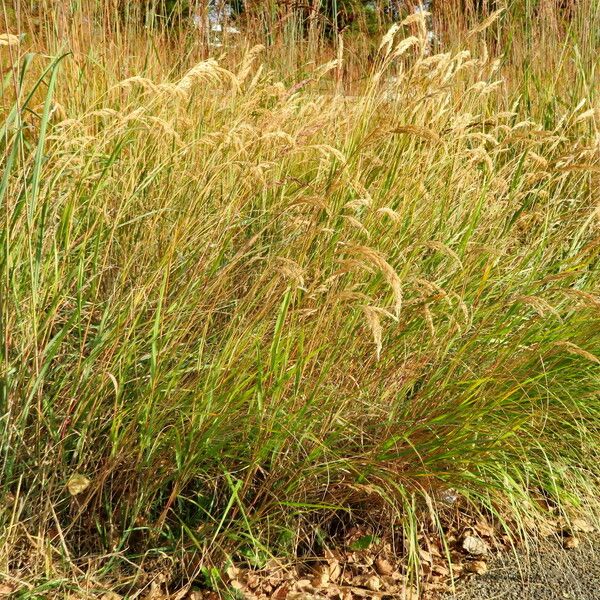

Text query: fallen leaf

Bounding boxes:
[170,587,190,600]
[475,518,494,538]
[311,565,330,588]
[272,583,289,599]
[462,535,488,556]
[424,579,447,593]
[432,563,450,576]
[0,585,15,597]
[144,581,166,599]
[418,548,433,563]
[466,560,488,575]
[0,33,20,46]
[67,473,91,496]
[374,557,394,576]
[327,558,342,582]
[403,585,419,600]
[229,579,244,591]
[539,519,559,537]
[381,575,400,591]
[366,575,382,592]
[295,579,313,591]
[225,566,239,581]
[563,536,579,549]
[571,518,595,533]
[257,585,270,597]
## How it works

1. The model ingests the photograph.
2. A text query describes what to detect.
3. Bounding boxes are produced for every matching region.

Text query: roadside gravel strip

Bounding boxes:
[443,535,600,600]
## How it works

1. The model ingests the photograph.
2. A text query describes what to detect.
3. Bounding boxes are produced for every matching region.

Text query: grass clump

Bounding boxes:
[1,1,599,595]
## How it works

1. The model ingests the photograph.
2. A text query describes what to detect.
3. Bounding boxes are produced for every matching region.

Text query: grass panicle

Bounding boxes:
[0,0,599,595]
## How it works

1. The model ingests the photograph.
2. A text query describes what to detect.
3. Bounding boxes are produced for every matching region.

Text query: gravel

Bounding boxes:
[442,535,600,600]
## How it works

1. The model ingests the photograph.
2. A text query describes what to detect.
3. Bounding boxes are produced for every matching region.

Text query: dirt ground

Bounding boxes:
[442,534,600,600]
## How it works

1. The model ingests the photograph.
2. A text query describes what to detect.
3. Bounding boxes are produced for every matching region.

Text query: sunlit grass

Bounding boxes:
[1,1,599,595]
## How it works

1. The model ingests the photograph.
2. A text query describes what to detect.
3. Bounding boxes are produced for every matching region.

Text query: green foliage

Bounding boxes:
[0,0,599,593]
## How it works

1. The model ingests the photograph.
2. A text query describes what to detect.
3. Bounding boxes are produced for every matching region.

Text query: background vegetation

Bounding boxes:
[1,0,599,596]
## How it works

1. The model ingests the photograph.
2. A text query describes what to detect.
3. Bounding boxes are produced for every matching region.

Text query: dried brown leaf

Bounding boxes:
[0,33,20,46]
[374,557,394,577]
[466,560,488,575]
[313,565,331,588]
[563,536,580,549]
[419,548,433,563]
[295,578,313,591]
[475,518,495,538]
[328,559,342,582]
[571,518,595,533]
[67,473,91,496]
[366,575,382,591]
[403,585,419,600]
[272,583,289,599]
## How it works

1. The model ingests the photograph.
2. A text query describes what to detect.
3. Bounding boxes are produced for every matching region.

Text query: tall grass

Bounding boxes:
[1,0,599,595]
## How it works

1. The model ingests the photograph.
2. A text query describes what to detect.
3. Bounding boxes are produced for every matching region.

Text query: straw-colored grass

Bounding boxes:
[1,1,599,596]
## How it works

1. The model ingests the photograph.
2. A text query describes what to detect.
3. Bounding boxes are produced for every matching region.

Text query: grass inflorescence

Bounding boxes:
[1,0,599,596]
